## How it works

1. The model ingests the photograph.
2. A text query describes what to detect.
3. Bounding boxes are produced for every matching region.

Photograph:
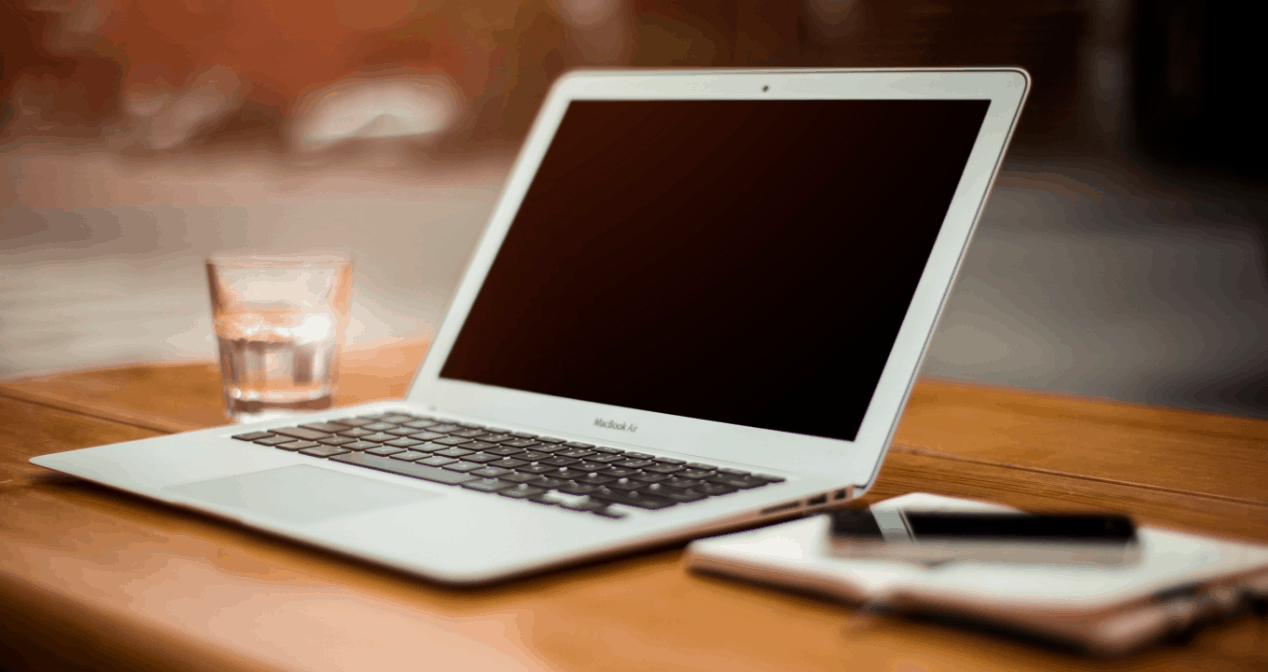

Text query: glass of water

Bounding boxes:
[206,250,353,423]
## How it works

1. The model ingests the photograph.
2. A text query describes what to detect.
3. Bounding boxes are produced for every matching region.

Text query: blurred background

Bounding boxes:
[2,0,1266,416]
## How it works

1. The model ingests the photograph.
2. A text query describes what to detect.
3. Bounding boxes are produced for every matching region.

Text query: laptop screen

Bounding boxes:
[439,99,989,442]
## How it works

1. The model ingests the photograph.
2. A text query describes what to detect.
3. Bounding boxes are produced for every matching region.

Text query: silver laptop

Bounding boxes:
[32,68,1028,585]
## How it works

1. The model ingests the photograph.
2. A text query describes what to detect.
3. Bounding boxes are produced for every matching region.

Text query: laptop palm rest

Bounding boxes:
[165,465,442,524]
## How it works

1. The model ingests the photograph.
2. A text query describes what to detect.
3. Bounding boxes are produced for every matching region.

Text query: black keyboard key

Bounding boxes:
[706,474,769,489]
[385,427,422,436]
[513,432,543,439]
[562,441,594,449]
[551,467,589,479]
[461,452,503,464]
[318,436,357,446]
[659,477,705,490]
[300,422,350,433]
[233,431,273,441]
[338,428,375,438]
[488,457,529,469]
[542,456,579,467]
[389,450,430,462]
[615,459,654,468]
[450,428,487,438]
[278,440,321,451]
[644,463,685,474]
[473,433,513,443]
[588,453,626,463]
[385,438,424,448]
[589,487,676,510]
[407,431,445,441]
[403,420,438,429]
[300,445,350,457]
[502,472,539,483]
[418,455,456,467]
[331,418,374,427]
[660,490,709,503]
[433,436,473,446]
[458,440,494,451]
[253,436,294,446]
[379,414,417,424]
[606,478,643,491]
[678,469,715,479]
[573,461,606,471]
[590,446,624,454]
[753,474,787,483]
[716,467,750,476]
[557,448,595,459]
[640,483,699,499]
[358,432,398,443]
[273,427,332,441]
[556,482,601,495]
[487,446,526,457]
[331,452,477,485]
[573,473,617,485]
[471,466,513,478]
[697,483,738,496]
[462,478,514,493]
[623,451,653,459]
[629,471,665,483]
[426,424,462,434]
[654,457,686,465]
[367,445,406,456]
[443,461,483,473]
[498,485,546,499]
[685,462,718,470]
[342,441,382,451]
[434,447,474,458]
[501,438,542,448]
[361,422,399,432]
[529,477,567,489]
[517,463,560,474]
[599,466,641,477]
[515,450,548,461]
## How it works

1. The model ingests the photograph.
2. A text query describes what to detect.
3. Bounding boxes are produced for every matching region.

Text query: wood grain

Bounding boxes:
[3,345,1268,670]
[0,337,430,434]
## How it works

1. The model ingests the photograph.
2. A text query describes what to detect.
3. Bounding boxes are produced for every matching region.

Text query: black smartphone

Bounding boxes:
[827,508,1140,566]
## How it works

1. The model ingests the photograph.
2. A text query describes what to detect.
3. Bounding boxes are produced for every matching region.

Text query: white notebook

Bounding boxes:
[686,493,1268,656]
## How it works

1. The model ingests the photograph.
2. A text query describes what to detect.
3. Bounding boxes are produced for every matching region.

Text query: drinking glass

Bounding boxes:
[206,250,353,423]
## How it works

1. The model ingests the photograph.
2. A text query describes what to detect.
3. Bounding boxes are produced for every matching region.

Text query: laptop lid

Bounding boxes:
[404,68,1027,492]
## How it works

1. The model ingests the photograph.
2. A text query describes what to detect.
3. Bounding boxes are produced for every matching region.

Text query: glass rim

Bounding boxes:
[207,249,353,268]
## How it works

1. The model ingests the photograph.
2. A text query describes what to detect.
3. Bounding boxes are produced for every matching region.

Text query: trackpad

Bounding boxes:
[166,465,442,524]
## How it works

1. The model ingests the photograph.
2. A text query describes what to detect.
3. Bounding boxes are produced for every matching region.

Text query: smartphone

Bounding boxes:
[827,507,1141,566]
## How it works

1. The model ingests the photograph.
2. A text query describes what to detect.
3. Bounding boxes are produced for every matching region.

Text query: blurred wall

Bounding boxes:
[3,0,1268,418]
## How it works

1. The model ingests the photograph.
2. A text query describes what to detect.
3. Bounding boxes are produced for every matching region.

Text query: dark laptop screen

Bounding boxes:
[439,99,990,441]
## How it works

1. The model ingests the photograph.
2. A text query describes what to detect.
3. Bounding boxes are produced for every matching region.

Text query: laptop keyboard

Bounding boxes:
[232,411,785,520]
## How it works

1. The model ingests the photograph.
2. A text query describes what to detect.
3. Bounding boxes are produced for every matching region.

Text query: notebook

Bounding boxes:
[687,493,1268,657]
[31,68,1030,585]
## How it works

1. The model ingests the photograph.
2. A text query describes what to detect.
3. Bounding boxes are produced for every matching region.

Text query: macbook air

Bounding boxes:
[32,68,1029,584]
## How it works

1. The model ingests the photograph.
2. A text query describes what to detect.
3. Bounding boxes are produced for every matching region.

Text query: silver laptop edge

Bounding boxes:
[32,68,1029,584]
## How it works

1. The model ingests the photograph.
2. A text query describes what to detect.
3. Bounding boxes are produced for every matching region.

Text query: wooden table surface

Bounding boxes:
[2,338,1266,671]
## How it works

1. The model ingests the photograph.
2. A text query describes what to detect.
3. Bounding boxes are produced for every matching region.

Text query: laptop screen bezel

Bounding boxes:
[403,68,1028,492]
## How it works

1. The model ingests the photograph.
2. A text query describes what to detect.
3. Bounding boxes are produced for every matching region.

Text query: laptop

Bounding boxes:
[32,68,1029,585]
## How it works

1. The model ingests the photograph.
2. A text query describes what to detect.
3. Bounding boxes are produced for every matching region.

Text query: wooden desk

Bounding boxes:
[3,339,1266,671]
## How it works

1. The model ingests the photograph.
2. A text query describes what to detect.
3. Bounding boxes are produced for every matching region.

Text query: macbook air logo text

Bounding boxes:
[594,418,638,433]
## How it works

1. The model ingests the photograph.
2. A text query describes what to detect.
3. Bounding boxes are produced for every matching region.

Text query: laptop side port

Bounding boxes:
[833,489,848,500]
[806,494,828,507]
[761,501,802,515]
